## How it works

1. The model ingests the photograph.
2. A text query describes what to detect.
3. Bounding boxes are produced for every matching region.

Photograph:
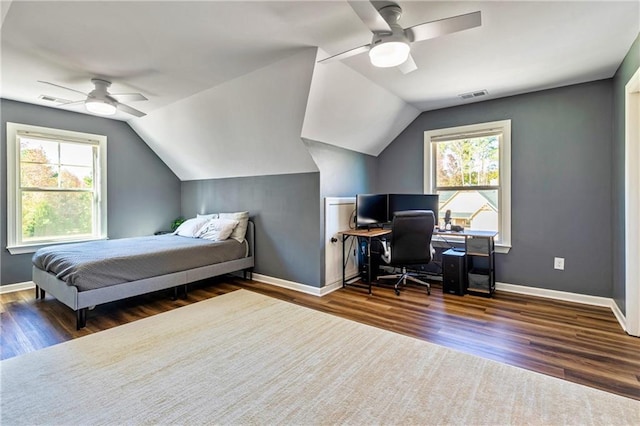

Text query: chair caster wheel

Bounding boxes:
[395,289,400,296]
[427,289,431,295]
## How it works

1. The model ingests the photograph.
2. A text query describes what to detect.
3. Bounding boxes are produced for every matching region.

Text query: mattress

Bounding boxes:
[32,235,247,292]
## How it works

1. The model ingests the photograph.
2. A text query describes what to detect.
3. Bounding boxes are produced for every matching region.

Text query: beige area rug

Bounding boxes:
[1,290,638,425]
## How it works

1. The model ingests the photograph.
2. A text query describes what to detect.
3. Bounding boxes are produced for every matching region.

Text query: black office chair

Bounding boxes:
[378,210,435,296]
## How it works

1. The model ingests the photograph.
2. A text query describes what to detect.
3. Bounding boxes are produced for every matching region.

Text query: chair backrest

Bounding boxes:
[391,210,435,265]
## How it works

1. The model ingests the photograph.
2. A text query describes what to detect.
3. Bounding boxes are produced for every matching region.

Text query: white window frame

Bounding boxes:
[6,122,107,254]
[424,119,511,253]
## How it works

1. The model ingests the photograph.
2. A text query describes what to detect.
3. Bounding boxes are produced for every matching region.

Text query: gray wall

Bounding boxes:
[611,33,640,313]
[305,139,377,284]
[377,81,614,297]
[1,99,181,285]
[181,172,322,287]
[304,139,377,200]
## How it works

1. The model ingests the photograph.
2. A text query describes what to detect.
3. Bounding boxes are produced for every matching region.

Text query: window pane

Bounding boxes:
[438,189,499,233]
[22,191,94,241]
[60,143,93,166]
[435,136,499,188]
[60,166,93,189]
[20,163,59,188]
[20,138,58,164]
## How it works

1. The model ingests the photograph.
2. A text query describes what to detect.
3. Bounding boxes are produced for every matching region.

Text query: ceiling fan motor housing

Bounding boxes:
[369,5,410,67]
[85,79,117,115]
[370,26,409,48]
[89,79,113,99]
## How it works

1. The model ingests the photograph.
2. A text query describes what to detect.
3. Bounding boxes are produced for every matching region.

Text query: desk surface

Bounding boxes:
[340,227,496,238]
[339,228,391,238]
[340,228,496,238]
[435,229,498,238]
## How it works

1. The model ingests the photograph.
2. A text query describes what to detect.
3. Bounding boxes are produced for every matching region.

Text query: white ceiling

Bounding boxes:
[1,1,638,178]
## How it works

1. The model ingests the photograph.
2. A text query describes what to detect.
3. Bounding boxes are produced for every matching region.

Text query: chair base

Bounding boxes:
[378,268,431,296]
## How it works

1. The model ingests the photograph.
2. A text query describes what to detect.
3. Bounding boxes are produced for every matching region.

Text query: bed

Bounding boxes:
[32,220,255,329]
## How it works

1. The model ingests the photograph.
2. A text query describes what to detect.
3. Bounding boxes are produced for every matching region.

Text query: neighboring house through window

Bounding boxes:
[424,119,511,252]
[6,122,107,254]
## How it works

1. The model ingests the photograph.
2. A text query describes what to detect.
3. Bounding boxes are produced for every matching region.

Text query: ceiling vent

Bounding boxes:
[38,94,71,104]
[458,90,488,100]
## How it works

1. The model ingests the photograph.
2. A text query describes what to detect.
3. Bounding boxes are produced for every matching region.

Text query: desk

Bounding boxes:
[338,228,391,294]
[339,227,497,296]
[435,229,498,296]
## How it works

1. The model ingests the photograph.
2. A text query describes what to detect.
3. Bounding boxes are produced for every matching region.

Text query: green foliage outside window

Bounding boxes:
[20,143,95,241]
[435,136,499,188]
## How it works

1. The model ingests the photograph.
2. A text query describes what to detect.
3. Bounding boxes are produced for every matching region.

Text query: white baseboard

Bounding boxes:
[252,273,342,296]
[609,301,628,334]
[0,281,35,294]
[496,282,612,307]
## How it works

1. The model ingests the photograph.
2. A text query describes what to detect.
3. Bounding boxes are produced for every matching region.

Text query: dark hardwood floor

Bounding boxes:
[1,277,639,401]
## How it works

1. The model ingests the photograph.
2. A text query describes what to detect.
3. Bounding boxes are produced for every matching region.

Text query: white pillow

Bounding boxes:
[219,211,249,243]
[197,213,219,220]
[197,218,239,241]
[174,217,209,238]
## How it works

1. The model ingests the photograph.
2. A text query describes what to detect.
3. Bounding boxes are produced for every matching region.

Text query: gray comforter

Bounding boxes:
[32,235,247,291]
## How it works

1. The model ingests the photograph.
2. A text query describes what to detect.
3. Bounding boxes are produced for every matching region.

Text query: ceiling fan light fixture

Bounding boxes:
[85,98,117,116]
[369,40,410,68]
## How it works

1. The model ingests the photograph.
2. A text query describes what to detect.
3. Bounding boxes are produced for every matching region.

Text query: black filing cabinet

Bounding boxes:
[442,249,466,295]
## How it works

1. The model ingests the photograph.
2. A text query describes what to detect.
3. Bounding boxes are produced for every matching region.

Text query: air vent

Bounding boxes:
[38,95,71,104]
[458,90,488,100]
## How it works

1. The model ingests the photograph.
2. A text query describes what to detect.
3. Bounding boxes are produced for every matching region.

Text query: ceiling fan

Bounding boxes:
[38,78,147,117]
[319,1,481,74]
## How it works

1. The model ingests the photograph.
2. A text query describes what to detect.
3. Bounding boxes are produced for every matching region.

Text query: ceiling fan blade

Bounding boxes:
[404,11,481,43]
[397,54,418,74]
[110,93,148,103]
[57,100,85,107]
[117,102,146,118]
[38,80,89,97]
[348,0,392,33]
[318,44,371,64]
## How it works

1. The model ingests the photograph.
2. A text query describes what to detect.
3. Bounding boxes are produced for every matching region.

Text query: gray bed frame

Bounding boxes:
[33,221,255,329]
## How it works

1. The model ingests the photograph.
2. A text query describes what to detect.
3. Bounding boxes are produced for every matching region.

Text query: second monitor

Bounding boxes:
[387,193,439,225]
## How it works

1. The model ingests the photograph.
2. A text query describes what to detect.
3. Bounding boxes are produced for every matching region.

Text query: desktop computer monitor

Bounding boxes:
[387,193,439,226]
[355,194,388,229]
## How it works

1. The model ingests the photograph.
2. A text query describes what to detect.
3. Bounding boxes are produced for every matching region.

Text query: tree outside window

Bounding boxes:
[433,136,500,232]
[20,138,95,241]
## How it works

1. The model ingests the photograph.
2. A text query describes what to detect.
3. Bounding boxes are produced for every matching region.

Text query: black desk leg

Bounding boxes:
[367,237,372,295]
[342,235,346,288]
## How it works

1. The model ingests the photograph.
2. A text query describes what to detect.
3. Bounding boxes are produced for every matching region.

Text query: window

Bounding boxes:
[424,120,511,252]
[6,123,107,254]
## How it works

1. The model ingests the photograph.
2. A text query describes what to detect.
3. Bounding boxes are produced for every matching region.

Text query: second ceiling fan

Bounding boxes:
[39,78,147,117]
[319,1,481,74]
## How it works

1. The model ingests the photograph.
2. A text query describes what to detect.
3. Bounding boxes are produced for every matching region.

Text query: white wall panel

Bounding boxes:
[324,197,358,287]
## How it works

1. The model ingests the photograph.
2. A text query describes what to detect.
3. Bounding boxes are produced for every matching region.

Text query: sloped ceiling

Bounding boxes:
[130,49,319,181]
[1,1,639,180]
[302,49,419,156]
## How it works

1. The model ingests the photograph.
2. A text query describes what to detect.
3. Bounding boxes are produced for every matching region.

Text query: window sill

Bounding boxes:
[7,237,108,255]
[495,244,511,254]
